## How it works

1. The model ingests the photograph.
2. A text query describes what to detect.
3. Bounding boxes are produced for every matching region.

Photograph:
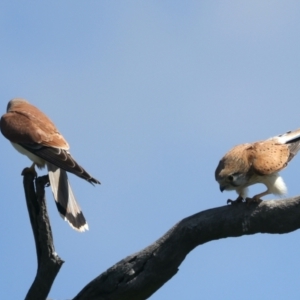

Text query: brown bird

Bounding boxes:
[0,98,100,231]
[215,128,300,204]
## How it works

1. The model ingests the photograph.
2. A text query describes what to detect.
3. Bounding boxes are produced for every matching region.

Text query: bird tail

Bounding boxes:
[275,128,300,162]
[47,163,89,232]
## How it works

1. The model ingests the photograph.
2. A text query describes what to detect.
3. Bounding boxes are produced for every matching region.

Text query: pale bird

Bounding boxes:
[215,128,300,204]
[0,98,100,231]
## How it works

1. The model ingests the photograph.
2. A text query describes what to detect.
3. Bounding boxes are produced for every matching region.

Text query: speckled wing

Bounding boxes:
[249,141,290,175]
[272,128,300,162]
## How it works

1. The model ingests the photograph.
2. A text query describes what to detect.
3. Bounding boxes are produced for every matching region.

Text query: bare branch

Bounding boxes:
[73,196,300,300]
[22,171,64,300]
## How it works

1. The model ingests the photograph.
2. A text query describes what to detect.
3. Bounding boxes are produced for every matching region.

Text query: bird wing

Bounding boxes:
[20,143,100,184]
[272,128,300,162]
[0,105,69,149]
[1,102,100,184]
[249,141,290,175]
[272,128,300,144]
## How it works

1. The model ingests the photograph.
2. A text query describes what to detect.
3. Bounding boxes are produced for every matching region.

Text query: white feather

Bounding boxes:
[259,173,287,196]
[11,142,45,166]
[47,163,89,232]
[272,130,300,144]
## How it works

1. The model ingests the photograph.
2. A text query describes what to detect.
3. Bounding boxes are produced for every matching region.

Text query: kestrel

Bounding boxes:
[215,128,300,204]
[0,98,100,231]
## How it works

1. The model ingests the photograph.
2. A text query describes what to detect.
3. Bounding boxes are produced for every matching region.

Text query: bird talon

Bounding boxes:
[245,197,263,205]
[227,196,244,205]
[227,199,234,205]
[21,164,37,178]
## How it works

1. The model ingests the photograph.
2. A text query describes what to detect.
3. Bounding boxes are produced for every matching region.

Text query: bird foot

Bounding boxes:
[21,163,37,178]
[227,196,244,205]
[245,197,263,205]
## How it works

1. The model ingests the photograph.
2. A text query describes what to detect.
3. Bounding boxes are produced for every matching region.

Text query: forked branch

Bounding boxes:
[22,172,300,300]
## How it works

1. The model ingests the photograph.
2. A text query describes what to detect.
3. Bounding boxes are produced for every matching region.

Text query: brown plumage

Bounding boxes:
[215,128,300,203]
[0,98,100,231]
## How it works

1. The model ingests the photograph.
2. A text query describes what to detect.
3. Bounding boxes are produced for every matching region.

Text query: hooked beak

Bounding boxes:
[219,185,225,192]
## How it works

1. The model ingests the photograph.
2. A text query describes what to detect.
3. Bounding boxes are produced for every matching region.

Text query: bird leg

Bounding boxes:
[227,195,244,205]
[21,163,38,178]
[245,191,268,204]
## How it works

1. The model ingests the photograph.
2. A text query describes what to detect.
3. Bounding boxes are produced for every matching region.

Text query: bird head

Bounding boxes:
[215,158,250,192]
[216,172,248,192]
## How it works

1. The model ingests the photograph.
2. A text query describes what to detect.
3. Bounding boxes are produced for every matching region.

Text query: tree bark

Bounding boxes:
[22,172,300,299]
[73,196,300,300]
[23,171,64,300]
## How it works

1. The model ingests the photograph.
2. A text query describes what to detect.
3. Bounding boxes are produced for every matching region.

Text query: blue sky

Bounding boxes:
[1,1,300,299]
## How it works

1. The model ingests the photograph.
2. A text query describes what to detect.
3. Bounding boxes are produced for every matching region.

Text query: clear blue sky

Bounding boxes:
[1,1,300,299]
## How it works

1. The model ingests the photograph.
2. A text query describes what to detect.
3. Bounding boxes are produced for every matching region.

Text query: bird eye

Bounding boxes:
[228,175,234,181]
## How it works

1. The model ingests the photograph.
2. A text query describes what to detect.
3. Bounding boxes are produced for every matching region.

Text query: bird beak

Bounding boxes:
[219,185,225,192]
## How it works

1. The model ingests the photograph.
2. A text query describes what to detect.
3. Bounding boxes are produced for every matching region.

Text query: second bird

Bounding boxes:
[0,98,100,232]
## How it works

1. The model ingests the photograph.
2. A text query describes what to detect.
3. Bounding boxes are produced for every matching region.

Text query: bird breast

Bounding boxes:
[11,142,45,168]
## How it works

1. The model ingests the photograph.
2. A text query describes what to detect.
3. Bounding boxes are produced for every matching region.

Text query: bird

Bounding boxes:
[215,128,300,204]
[0,98,100,231]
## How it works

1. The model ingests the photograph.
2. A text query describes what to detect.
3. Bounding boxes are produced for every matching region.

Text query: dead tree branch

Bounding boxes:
[21,171,300,299]
[73,196,300,300]
[22,171,64,300]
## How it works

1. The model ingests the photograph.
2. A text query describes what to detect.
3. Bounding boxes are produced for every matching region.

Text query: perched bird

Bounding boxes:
[0,98,100,231]
[215,128,300,204]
